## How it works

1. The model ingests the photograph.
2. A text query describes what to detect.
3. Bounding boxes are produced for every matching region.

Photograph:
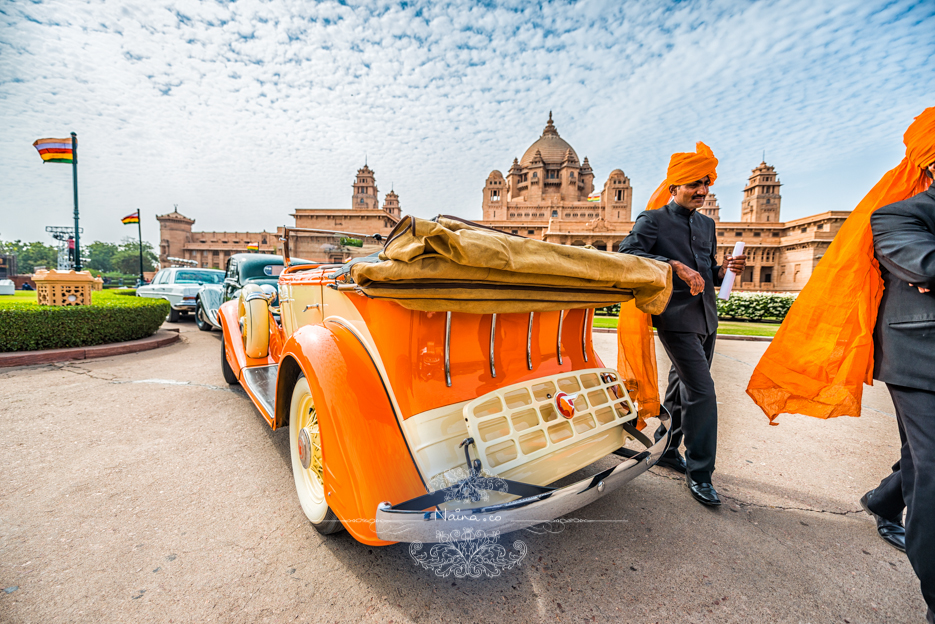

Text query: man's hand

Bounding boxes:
[909,283,932,294]
[669,260,705,296]
[718,254,746,280]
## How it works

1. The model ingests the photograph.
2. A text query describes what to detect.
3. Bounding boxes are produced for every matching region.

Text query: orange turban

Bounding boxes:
[616,141,719,424]
[645,142,720,211]
[747,107,935,424]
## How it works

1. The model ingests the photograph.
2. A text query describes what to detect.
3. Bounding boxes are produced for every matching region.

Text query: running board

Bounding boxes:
[241,364,278,425]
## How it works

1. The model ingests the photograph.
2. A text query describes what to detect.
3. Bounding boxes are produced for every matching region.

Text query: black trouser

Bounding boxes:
[867,383,935,614]
[653,330,718,483]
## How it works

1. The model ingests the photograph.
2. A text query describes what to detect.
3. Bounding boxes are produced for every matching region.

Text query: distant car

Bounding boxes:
[195,254,310,332]
[136,267,225,322]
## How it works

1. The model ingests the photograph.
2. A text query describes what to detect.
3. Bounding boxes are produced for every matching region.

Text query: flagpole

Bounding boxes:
[137,209,145,287]
[71,132,81,272]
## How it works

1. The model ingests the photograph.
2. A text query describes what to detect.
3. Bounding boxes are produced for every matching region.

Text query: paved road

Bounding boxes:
[0,320,927,623]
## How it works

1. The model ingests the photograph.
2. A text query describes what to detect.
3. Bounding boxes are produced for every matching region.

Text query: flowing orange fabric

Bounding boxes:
[747,107,935,423]
[618,142,719,422]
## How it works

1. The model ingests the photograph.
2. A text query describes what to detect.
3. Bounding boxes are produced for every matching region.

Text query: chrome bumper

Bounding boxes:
[375,409,670,543]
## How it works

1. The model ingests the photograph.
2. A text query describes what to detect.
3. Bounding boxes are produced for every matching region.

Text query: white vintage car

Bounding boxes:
[136,267,225,322]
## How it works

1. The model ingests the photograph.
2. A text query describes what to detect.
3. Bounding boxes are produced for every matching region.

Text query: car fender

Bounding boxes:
[277,322,427,545]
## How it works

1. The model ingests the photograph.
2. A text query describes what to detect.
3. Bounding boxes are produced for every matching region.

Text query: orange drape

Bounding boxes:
[747,107,935,423]
[617,142,719,423]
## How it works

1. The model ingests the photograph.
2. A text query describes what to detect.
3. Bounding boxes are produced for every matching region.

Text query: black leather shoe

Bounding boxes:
[860,490,906,553]
[686,473,721,506]
[656,452,687,474]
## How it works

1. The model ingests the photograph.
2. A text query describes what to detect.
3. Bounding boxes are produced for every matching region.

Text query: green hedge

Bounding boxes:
[596,293,796,322]
[0,291,169,352]
[716,293,796,321]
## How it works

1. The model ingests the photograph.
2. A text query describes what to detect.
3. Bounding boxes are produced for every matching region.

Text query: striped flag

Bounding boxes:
[246,243,259,251]
[587,192,601,203]
[122,212,140,225]
[33,138,74,163]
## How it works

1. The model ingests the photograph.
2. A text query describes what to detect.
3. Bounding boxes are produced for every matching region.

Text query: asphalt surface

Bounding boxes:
[0,320,927,623]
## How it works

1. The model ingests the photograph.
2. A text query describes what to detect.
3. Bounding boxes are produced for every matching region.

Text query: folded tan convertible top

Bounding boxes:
[348,215,672,315]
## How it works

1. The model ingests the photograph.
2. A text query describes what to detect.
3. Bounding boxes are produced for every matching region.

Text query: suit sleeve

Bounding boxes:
[871,206,935,288]
[618,213,669,263]
[710,225,724,287]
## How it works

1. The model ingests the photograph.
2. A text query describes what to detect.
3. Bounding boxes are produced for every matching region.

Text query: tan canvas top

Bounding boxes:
[348,215,672,315]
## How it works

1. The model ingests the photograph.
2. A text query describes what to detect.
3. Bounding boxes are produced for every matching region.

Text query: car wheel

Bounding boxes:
[167,306,181,323]
[195,301,212,332]
[289,375,343,535]
[221,335,239,385]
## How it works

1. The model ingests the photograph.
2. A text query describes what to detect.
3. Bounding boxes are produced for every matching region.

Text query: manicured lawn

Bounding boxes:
[592,315,779,337]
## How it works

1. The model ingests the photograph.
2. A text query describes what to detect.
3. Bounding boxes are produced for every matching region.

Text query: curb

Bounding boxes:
[592,327,773,342]
[0,328,181,368]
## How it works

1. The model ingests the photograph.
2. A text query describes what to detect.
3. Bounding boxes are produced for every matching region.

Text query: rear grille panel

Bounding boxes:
[463,368,636,473]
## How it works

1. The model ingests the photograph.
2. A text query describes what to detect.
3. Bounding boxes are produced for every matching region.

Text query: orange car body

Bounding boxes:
[221,262,667,546]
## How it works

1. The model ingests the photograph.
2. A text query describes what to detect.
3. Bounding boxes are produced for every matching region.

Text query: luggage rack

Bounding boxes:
[461,367,637,474]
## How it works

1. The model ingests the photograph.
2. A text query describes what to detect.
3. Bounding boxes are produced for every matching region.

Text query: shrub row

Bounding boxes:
[0,291,169,352]
[595,292,796,322]
[716,292,796,321]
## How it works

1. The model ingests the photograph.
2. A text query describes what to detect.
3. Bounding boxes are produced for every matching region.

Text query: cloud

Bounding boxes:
[0,0,932,246]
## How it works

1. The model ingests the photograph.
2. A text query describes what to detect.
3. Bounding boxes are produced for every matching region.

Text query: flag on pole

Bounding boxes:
[587,192,601,202]
[246,243,259,251]
[33,138,74,163]
[121,211,140,225]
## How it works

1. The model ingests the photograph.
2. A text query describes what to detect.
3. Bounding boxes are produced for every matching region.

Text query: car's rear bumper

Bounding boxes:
[374,409,670,543]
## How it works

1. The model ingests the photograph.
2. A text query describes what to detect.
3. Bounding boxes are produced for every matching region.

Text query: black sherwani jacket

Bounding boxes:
[871,182,935,392]
[618,201,723,334]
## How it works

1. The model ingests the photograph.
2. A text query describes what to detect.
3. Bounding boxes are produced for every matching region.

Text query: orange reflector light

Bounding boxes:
[555,392,577,419]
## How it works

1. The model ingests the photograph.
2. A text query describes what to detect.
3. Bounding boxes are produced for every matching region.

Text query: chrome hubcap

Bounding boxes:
[298,428,311,470]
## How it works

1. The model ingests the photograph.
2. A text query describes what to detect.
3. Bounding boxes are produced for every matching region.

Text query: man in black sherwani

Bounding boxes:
[618,142,745,506]
[862,159,935,623]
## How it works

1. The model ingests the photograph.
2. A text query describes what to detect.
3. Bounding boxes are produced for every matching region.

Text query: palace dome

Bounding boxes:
[520,113,578,167]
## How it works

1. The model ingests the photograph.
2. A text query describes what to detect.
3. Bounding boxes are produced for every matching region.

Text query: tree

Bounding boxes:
[112,238,158,274]
[0,239,59,273]
[86,241,119,272]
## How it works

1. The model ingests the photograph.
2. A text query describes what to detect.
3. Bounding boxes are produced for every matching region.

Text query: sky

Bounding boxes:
[1,0,933,250]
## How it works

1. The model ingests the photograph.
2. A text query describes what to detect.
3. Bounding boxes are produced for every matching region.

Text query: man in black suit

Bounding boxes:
[618,142,745,506]
[862,160,935,622]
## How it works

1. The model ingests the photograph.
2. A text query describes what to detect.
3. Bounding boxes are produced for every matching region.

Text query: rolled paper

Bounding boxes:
[718,241,745,300]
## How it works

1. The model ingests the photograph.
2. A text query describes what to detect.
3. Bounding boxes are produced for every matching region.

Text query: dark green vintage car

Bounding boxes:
[195,253,309,332]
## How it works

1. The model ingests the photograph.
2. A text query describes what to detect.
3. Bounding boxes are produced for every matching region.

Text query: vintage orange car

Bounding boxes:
[220,216,673,546]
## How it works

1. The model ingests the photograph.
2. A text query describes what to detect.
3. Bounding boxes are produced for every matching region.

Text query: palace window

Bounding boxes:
[754,232,761,237]
[552,210,558,217]
[717,231,724,236]
[816,224,823,230]
[570,172,575,180]
[511,230,518,234]
[527,230,534,235]
[801,227,808,233]
[766,198,770,204]
[490,190,500,200]
[735,232,743,237]
[615,190,623,201]
[547,170,558,179]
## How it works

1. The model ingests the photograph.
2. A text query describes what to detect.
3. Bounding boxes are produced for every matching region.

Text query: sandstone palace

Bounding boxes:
[159,114,849,292]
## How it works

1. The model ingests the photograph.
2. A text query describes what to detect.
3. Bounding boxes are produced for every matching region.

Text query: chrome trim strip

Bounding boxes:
[445,311,452,387]
[489,313,497,378]
[582,309,589,363]
[375,408,671,543]
[556,310,564,365]
[526,312,534,370]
